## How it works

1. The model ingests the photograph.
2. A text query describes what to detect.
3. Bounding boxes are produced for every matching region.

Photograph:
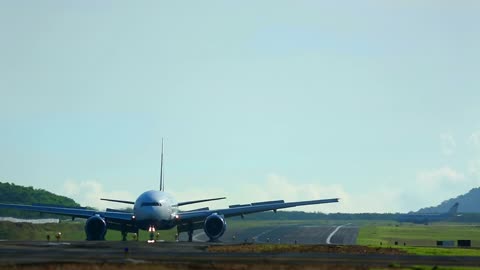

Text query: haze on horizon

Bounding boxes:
[1,1,479,213]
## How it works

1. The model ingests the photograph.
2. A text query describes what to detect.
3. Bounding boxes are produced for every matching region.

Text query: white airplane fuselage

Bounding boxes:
[132,190,179,230]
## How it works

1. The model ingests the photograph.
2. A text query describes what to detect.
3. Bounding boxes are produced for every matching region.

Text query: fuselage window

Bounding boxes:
[141,202,162,207]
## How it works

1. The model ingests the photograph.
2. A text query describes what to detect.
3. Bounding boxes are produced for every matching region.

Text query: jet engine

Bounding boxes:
[84,215,107,240]
[203,213,226,241]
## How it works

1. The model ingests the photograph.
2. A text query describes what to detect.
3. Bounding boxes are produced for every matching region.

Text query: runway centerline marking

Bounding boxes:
[326,223,351,245]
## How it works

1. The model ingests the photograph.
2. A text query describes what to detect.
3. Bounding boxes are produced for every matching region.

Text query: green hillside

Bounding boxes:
[0,182,81,218]
[417,187,480,214]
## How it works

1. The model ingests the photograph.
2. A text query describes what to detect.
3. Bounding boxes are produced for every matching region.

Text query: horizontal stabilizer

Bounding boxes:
[100,198,135,205]
[177,197,226,207]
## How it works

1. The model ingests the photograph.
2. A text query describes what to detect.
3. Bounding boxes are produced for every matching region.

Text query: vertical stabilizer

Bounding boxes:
[160,138,165,191]
[448,202,459,216]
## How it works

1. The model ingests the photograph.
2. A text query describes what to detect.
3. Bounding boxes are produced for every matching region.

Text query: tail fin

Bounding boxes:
[159,138,165,191]
[448,202,459,216]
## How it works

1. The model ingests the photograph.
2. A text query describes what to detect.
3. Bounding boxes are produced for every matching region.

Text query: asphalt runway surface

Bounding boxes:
[179,223,359,245]
[1,241,480,269]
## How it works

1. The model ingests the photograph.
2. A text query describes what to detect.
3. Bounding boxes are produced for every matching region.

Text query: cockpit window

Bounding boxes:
[141,202,162,207]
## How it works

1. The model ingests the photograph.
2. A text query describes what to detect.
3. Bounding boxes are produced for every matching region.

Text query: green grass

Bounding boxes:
[357,223,480,256]
[395,246,480,256]
[358,223,480,247]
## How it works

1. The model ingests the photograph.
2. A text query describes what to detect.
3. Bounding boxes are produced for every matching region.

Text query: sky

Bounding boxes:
[1,1,480,213]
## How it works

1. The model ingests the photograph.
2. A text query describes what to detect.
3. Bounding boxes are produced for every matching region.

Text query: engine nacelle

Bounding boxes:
[203,213,226,241]
[85,215,107,241]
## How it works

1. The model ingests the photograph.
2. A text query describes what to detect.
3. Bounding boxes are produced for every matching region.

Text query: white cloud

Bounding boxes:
[469,131,480,149]
[413,167,480,210]
[468,159,480,178]
[170,174,348,213]
[62,179,136,210]
[171,174,406,213]
[416,167,465,188]
[60,171,473,215]
[440,133,456,156]
[240,174,423,213]
[249,173,350,213]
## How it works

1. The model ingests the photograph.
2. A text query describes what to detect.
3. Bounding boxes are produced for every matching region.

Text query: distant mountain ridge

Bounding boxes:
[417,187,480,213]
[0,181,81,218]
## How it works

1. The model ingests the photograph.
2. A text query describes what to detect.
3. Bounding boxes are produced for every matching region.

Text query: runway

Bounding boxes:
[1,241,480,269]
[180,223,359,245]
[1,222,478,269]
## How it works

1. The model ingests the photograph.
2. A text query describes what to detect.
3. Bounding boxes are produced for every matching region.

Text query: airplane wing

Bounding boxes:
[0,203,134,223]
[175,198,339,224]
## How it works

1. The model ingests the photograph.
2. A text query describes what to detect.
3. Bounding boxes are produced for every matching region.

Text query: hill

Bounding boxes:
[0,181,81,218]
[417,187,480,213]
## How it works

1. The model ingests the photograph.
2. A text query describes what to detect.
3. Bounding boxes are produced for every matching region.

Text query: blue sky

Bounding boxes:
[1,1,479,213]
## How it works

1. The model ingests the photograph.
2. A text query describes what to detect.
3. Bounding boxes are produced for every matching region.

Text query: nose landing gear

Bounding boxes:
[148,226,156,243]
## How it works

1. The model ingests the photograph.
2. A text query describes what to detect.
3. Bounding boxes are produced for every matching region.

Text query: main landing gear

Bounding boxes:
[120,224,138,241]
[188,230,193,242]
[178,223,194,242]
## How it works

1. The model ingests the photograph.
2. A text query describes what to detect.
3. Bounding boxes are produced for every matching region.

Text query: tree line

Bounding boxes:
[0,181,80,218]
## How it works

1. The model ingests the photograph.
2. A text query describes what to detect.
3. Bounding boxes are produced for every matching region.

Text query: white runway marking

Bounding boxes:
[326,223,351,244]
[252,228,277,243]
[192,231,206,242]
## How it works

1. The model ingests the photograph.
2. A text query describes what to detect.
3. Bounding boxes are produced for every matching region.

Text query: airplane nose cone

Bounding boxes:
[133,190,174,226]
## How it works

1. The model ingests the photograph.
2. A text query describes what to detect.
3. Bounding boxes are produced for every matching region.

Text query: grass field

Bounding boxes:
[395,246,480,256]
[357,223,480,247]
[356,222,480,257]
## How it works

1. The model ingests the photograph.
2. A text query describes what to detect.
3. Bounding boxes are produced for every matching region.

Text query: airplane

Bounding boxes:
[0,141,339,241]
[396,202,460,224]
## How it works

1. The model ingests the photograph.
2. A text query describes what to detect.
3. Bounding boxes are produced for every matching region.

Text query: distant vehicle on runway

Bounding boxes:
[396,202,460,224]
[0,141,339,241]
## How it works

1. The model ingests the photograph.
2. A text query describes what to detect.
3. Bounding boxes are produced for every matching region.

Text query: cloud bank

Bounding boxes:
[63,179,136,210]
